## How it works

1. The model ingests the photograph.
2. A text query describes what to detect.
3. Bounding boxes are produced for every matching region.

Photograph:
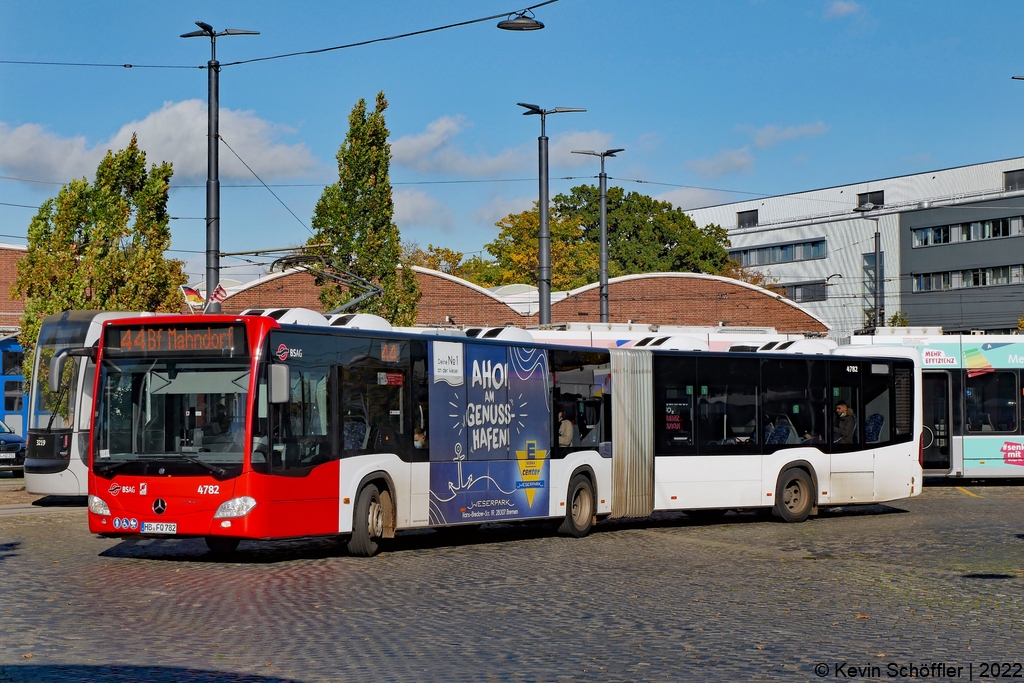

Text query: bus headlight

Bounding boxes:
[88,495,110,516]
[213,496,257,519]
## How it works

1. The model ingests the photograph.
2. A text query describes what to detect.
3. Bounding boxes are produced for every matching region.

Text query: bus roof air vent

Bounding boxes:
[656,336,709,352]
[325,313,392,331]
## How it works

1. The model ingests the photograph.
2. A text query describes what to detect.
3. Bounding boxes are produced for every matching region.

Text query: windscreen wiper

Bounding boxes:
[178,454,227,477]
[93,460,134,477]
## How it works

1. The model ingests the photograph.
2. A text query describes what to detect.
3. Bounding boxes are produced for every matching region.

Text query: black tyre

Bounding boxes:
[772,468,814,523]
[347,484,384,557]
[205,536,240,554]
[558,474,595,537]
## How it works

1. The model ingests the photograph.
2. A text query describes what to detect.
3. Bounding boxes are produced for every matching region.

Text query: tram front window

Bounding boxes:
[93,358,249,478]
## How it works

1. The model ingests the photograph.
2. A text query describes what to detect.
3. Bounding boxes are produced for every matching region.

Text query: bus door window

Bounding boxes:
[653,355,697,455]
[761,358,827,451]
[829,361,863,450]
[922,372,951,470]
[964,371,1018,433]
[695,357,760,455]
[411,341,428,461]
[549,349,612,458]
[860,363,891,445]
[253,332,337,477]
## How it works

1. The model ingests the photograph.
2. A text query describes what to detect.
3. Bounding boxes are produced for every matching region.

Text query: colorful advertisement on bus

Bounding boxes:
[427,341,551,525]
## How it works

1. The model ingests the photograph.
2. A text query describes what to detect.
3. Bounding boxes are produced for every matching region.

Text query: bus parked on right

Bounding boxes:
[852,328,1024,479]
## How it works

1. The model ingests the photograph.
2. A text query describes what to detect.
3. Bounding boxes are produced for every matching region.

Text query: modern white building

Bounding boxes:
[688,157,1024,337]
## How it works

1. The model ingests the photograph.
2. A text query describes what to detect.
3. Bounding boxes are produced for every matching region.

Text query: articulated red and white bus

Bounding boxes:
[80,312,923,556]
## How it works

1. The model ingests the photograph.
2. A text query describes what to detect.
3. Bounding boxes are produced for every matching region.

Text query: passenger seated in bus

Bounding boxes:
[833,401,856,443]
[413,427,428,450]
[558,411,573,447]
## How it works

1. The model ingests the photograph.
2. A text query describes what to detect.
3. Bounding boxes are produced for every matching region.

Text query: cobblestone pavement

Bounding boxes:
[1,484,1023,682]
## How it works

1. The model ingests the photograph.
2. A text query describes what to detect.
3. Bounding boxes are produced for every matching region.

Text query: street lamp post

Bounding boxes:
[517,103,585,325]
[571,148,624,323]
[181,22,259,313]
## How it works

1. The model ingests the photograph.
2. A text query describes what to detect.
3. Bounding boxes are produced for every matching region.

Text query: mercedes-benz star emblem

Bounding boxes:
[153,498,167,515]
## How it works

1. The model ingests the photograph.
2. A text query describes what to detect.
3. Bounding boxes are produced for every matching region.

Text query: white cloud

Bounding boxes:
[824,0,861,19]
[0,100,316,182]
[391,116,528,176]
[654,187,736,211]
[470,195,536,226]
[390,115,615,176]
[745,121,829,148]
[685,147,754,179]
[548,130,617,169]
[393,188,455,231]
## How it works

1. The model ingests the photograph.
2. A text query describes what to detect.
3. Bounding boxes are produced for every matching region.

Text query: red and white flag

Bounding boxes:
[209,283,228,304]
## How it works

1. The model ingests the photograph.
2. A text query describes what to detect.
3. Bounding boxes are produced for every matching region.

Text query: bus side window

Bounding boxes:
[695,357,760,456]
[965,371,1018,433]
[761,358,827,451]
[653,355,696,456]
[829,361,863,450]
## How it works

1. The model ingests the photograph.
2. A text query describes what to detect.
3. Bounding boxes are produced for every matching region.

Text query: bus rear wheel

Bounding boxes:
[558,474,595,538]
[205,536,240,555]
[348,484,384,557]
[773,468,814,523]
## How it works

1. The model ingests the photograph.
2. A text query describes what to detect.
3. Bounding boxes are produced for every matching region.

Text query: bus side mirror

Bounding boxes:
[269,364,291,404]
[49,351,69,394]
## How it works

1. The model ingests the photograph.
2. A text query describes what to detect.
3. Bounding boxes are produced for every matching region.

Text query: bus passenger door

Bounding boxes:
[829,361,873,502]
[922,372,952,474]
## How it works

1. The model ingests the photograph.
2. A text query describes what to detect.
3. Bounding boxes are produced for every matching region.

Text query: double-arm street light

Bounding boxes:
[517,103,585,325]
[181,22,259,313]
[571,148,624,323]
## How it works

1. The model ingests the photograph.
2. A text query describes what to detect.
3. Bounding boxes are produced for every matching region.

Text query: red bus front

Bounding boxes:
[85,316,337,548]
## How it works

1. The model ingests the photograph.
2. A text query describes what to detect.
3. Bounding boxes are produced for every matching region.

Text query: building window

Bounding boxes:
[4,380,22,412]
[1,352,22,377]
[784,281,827,303]
[913,272,951,292]
[1004,169,1024,192]
[857,190,884,208]
[728,239,826,267]
[737,209,758,229]
[912,225,951,247]
[962,218,1011,241]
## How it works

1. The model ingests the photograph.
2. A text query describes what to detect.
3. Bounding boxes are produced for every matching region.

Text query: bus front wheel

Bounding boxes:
[772,468,814,523]
[558,474,595,538]
[347,484,383,557]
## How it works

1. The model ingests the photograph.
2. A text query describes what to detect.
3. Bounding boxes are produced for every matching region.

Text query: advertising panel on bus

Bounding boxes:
[427,341,551,524]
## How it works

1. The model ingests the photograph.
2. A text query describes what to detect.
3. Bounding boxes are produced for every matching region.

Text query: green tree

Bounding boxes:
[484,204,599,290]
[888,311,910,327]
[551,185,731,275]
[402,242,467,277]
[309,92,419,325]
[14,134,186,378]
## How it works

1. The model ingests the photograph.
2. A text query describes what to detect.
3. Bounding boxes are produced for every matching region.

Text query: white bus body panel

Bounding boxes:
[654,455,762,509]
[548,451,612,516]
[338,453,412,534]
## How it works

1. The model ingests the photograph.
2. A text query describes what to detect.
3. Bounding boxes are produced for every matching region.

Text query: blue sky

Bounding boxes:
[2,0,1023,284]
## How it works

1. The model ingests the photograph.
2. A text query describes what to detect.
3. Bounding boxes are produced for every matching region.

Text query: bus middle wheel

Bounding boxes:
[772,468,814,523]
[558,474,595,538]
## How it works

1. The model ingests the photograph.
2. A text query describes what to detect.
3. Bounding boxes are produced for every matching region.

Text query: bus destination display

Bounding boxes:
[104,325,247,357]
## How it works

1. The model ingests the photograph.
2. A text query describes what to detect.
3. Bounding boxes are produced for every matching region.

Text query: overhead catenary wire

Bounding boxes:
[0,1,559,70]
[217,134,313,236]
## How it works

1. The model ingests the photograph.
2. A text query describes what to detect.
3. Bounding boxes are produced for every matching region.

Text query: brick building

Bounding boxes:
[0,243,27,331]
[219,266,828,334]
